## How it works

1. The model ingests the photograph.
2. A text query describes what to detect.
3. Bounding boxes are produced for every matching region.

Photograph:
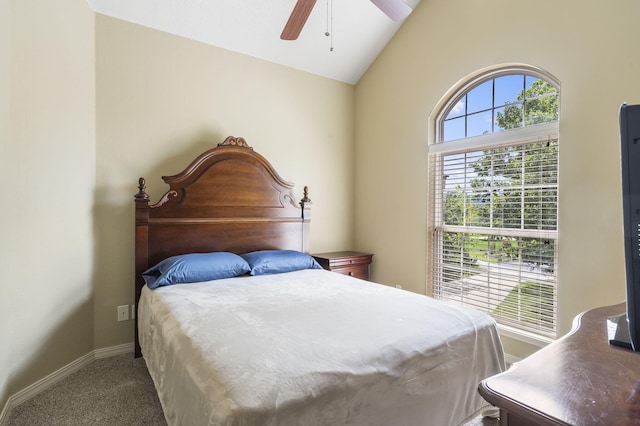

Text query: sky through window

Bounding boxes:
[442,74,557,142]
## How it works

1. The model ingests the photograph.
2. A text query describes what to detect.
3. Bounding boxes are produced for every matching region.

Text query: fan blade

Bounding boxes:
[280,0,318,40]
[370,0,412,21]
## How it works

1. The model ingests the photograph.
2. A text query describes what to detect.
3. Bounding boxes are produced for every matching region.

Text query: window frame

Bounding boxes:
[428,65,560,344]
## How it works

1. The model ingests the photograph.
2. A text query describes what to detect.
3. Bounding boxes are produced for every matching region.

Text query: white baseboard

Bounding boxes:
[0,400,9,426]
[0,342,134,426]
[94,342,134,359]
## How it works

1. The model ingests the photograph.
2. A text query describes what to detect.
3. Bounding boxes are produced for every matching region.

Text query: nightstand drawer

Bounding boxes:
[312,251,374,281]
[331,264,370,280]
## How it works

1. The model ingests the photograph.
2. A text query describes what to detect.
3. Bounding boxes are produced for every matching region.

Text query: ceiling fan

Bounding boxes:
[280,0,412,40]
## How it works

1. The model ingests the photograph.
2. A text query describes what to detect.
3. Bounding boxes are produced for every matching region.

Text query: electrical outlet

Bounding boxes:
[131,304,136,320]
[117,305,129,322]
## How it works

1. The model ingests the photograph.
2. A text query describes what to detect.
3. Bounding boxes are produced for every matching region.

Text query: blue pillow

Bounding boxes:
[241,250,322,276]
[143,252,251,289]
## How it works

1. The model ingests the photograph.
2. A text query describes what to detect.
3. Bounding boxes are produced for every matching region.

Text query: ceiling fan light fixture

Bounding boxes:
[370,0,412,21]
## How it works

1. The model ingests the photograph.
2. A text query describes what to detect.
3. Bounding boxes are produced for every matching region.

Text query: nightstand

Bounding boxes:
[312,251,373,281]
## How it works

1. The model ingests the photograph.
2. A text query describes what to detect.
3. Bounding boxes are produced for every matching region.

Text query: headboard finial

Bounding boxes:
[218,136,253,150]
[300,186,312,220]
[301,185,311,203]
[135,177,150,200]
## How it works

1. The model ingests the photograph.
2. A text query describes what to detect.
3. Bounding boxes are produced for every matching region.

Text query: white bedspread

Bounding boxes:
[139,269,505,426]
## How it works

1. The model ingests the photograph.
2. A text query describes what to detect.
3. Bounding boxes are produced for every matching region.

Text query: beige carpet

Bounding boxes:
[7,354,166,426]
[7,353,498,425]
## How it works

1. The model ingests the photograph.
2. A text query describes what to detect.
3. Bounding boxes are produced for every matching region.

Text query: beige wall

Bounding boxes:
[94,16,355,348]
[0,0,11,409]
[1,0,95,409]
[355,0,640,357]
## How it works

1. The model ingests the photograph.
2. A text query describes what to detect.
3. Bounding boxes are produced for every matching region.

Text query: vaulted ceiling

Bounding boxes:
[86,0,421,84]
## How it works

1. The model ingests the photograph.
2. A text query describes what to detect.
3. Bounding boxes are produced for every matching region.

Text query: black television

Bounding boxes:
[610,103,640,351]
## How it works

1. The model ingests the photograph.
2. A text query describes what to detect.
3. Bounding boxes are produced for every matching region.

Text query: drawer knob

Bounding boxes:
[349,271,354,276]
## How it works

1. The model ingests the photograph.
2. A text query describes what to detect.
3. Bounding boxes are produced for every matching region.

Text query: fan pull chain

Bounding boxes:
[325,0,333,51]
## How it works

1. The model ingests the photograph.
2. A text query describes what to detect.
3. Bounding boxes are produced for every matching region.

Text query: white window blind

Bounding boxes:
[431,137,558,337]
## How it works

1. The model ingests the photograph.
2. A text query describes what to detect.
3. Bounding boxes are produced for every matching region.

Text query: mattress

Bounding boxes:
[139,269,505,426]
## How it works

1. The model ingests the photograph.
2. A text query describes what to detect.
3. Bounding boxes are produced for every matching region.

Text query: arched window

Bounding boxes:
[429,65,559,340]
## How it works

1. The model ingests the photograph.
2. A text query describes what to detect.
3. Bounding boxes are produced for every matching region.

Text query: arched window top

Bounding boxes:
[437,66,559,143]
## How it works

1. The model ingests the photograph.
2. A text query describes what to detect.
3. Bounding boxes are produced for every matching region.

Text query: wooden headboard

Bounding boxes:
[133,136,311,357]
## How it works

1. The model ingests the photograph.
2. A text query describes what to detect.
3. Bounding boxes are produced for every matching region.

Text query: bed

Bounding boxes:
[134,136,505,426]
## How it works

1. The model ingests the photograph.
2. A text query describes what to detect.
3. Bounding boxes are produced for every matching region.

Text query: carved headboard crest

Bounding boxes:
[218,136,252,149]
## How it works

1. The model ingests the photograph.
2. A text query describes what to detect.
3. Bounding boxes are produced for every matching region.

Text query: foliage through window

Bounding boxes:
[430,68,559,338]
